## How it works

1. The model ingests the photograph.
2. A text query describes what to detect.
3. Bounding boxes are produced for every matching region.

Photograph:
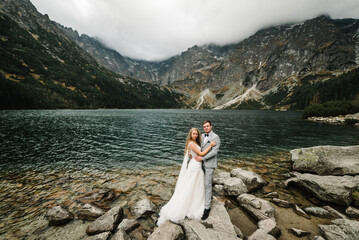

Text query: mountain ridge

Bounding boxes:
[0,0,184,109]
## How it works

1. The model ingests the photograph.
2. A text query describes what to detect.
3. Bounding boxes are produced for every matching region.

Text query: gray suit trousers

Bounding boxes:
[204,167,214,209]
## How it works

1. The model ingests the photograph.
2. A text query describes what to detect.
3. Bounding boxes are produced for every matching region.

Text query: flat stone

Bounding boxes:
[323,206,347,219]
[45,206,74,226]
[345,206,359,218]
[258,219,280,237]
[237,194,276,221]
[293,204,310,219]
[147,220,184,240]
[231,168,267,191]
[312,236,325,240]
[248,229,276,240]
[110,230,131,240]
[263,192,279,198]
[86,206,123,235]
[131,199,157,219]
[319,218,359,240]
[304,206,332,218]
[85,232,111,240]
[77,203,105,221]
[117,219,139,233]
[271,198,292,208]
[223,177,248,196]
[284,172,359,206]
[288,228,310,237]
[290,145,359,175]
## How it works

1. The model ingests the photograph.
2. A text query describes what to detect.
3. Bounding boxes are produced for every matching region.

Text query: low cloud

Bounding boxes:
[31,0,359,61]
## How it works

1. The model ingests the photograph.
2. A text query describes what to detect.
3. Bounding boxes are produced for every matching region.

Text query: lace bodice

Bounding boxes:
[189,142,200,158]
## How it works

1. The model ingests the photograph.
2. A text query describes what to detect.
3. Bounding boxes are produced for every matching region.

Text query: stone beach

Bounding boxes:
[1,147,359,239]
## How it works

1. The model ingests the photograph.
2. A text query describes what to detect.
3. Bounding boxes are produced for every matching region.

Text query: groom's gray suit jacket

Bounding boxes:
[201,131,220,168]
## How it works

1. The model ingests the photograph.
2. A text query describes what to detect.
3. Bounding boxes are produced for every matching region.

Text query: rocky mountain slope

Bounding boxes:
[63,15,359,110]
[0,0,183,109]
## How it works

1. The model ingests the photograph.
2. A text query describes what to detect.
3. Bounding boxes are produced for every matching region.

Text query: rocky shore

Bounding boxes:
[1,146,359,239]
[307,112,359,125]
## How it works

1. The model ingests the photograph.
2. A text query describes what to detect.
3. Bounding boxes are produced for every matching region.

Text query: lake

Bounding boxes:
[0,109,358,173]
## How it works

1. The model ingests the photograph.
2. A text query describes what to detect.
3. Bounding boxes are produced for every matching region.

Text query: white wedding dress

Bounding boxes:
[157,143,205,226]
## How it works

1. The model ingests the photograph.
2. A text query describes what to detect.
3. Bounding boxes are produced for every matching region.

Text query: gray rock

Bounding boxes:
[213,172,231,184]
[323,206,347,219]
[86,232,111,240]
[181,198,239,240]
[213,184,225,195]
[258,219,280,237]
[288,228,310,237]
[304,206,332,218]
[284,172,359,206]
[290,145,359,175]
[345,206,359,218]
[271,198,292,208]
[230,168,267,191]
[45,206,74,226]
[223,177,248,196]
[85,232,111,240]
[293,204,310,219]
[117,219,139,233]
[319,218,359,240]
[132,199,158,219]
[248,229,276,240]
[147,220,184,240]
[86,206,123,236]
[263,192,279,198]
[110,230,130,240]
[237,194,276,221]
[77,204,105,221]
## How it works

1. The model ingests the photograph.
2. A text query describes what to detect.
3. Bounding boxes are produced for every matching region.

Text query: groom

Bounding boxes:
[195,120,220,220]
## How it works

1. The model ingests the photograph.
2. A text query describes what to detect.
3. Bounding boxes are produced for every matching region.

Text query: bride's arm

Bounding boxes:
[189,141,216,157]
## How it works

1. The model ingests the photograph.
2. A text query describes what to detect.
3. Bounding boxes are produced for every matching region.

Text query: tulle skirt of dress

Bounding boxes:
[157,159,205,226]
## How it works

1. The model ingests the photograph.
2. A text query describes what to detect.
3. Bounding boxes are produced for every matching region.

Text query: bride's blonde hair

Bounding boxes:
[184,128,202,154]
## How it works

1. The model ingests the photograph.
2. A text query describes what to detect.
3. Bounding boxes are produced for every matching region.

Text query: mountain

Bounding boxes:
[63,15,359,110]
[0,0,183,109]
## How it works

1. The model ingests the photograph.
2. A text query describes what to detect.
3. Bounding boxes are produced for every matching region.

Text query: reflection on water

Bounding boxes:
[0,109,358,172]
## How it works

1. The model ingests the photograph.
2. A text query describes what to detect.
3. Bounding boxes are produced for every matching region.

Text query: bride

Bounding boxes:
[157,127,216,226]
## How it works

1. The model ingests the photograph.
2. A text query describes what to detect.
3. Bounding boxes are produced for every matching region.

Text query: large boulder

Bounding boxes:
[222,177,248,196]
[290,145,359,175]
[117,219,139,233]
[45,206,74,226]
[131,199,157,218]
[147,220,184,240]
[284,172,359,206]
[181,198,239,240]
[86,206,123,235]
[231,168,267,191]
[318,218,359,240]
[237,194,276,221]
[110,230,131,240]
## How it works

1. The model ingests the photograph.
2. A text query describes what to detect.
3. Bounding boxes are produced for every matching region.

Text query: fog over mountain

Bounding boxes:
[31,0,359,61]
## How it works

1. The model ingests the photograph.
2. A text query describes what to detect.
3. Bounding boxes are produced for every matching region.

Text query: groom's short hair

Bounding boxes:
[203,120,212,126]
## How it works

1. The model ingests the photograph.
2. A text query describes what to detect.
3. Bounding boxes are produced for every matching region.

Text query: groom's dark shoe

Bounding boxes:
[201,208,211,220]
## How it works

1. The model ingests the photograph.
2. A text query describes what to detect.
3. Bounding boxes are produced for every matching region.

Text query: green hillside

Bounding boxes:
[0,13,182,109]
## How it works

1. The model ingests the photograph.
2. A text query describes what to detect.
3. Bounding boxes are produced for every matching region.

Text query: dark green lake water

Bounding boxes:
[0,109,358,172]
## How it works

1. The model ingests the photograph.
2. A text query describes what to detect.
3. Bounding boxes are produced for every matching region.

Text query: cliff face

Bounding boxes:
[61,15,359,109]
[0,0,183,109]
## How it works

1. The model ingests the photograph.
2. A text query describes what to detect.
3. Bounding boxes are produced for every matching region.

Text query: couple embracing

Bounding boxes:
[157,120,220,225]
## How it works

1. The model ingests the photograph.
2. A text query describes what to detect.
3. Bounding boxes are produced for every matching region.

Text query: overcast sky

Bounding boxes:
[31,0,359,61]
